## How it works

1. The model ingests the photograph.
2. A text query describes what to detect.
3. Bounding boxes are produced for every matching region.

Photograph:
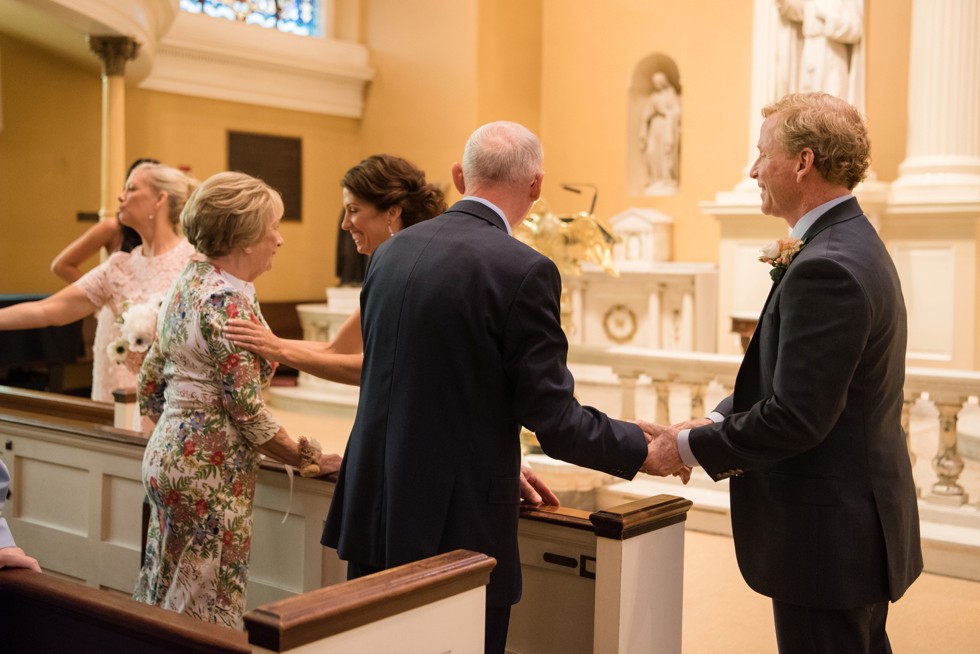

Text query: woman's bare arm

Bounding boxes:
[225,309,364,385]
[255,428,342,475]
[0,285,97,331]
[51,218,122,283]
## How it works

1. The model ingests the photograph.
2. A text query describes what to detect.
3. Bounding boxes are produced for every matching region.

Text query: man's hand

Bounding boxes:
[0,546,41,573]
[636,419,692,484]
[671,417,713,431]
[520,464,560,507]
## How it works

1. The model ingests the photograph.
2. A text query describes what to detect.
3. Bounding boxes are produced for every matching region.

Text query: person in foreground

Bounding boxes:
[224,154,447,385]
[134,172,341,629]
[647,92,922,653]
[0,162,196,402]
[322,121,686,654]
[0,459,41,573]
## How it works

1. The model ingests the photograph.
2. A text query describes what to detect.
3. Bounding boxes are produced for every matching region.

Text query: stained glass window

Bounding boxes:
[180,0,319,37]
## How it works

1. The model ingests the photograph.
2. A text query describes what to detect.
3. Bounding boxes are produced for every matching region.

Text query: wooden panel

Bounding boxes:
[0,385,114,425]
[227,131,302,221]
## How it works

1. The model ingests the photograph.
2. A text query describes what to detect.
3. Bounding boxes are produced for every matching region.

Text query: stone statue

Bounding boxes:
[775,0,864,106]
[638,72,681,194]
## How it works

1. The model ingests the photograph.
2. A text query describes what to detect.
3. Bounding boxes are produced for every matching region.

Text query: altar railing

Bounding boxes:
[567,344,980,580]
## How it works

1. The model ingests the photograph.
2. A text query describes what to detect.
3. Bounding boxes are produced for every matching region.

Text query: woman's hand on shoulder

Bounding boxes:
[225,318,282,360]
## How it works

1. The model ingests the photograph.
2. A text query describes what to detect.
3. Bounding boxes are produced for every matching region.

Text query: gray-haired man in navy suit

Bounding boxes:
[323,121,684,653]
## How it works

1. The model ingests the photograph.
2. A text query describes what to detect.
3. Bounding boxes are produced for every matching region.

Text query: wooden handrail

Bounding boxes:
[244,549,495,651]
[0,568,249,653]
[0,384,115,425]
[520,494,693,540]
[590,494,694,539]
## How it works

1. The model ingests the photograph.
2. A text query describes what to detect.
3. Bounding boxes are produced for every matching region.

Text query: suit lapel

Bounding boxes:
[735,197,865,410]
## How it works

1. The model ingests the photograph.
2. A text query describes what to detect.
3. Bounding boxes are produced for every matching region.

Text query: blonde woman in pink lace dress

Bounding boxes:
[0,163,196,402]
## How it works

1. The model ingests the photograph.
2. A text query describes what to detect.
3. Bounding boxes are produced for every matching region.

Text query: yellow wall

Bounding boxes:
[357,0,479,199]
[125,89,361,301]
[537,0,755,262]
[0,33,101,295]
[0,0,915,298]
[865,0,912,182]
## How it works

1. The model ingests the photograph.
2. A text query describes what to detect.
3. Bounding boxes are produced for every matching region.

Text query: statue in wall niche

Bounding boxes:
[774,0,864,106]
[638,71,681,195]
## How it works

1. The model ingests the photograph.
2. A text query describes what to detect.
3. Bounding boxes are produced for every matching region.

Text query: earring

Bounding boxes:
[149,213,155,221]
[387,221,395,237]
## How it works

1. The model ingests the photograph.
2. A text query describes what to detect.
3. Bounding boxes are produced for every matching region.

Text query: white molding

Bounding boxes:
[139,11,374,117]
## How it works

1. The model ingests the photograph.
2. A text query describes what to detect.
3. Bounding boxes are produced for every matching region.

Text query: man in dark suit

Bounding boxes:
[647,92,922,653]
[323,121,678,653]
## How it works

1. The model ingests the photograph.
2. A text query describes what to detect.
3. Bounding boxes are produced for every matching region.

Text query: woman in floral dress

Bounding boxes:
[0,163,196,401]
[134,172,341,628]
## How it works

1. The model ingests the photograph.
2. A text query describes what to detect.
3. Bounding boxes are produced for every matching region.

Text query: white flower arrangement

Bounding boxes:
[107,293,165,371]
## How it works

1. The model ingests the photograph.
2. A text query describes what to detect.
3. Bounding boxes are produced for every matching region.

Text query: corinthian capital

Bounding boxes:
[88,35,141,77]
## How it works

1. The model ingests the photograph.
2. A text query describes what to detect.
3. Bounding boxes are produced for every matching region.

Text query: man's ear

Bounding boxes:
[796,148,815,182]
[451,163,466,194]
[530,172,544,201]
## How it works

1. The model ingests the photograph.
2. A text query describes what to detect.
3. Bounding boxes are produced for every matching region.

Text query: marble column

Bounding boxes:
[88,36,140,224]
[882,0,980,369]
[891,0,980,201]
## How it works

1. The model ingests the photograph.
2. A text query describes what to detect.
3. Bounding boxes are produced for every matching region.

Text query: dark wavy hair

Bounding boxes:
[342,154,447,228]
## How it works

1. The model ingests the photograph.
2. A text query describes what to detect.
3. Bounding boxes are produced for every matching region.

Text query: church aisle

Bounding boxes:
[683,530,980,653]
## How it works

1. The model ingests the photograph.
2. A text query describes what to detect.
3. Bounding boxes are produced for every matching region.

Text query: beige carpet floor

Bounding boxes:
[682,529,980,653]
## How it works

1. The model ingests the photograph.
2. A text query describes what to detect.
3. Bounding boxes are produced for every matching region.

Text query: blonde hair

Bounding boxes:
[762,92,870,190]
[181,172,284,257]
[133,163,198,227]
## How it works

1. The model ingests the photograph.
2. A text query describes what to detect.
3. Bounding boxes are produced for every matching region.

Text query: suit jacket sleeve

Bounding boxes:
[504,256,648,479]
[0,459,15,548]
[690,256,872,478]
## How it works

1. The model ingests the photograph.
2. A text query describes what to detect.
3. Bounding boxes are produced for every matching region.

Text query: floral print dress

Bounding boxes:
[134,260,280,629]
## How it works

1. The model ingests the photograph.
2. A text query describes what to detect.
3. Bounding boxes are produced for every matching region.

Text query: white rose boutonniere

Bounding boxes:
[759,237,804,283]
[107,293,165,373]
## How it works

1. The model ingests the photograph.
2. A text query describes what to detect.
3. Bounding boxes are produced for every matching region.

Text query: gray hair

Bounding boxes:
[461,121,543,188]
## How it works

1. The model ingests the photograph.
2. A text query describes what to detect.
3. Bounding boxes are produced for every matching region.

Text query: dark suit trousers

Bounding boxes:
[773,599,892,654]
[347,560,511,654]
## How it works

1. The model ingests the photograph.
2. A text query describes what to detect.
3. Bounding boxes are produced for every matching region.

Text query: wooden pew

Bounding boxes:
[0,549,493,653]
[0,568,249,654]
[511,496,692,654]
[0,385,344,605]
[1,385,693,652]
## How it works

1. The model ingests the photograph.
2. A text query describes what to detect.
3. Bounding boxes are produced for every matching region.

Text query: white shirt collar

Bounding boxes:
[462,196,512,235]
[791,194,853,239]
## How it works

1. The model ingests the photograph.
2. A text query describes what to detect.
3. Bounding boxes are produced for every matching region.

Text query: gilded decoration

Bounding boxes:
[602,304,638,344]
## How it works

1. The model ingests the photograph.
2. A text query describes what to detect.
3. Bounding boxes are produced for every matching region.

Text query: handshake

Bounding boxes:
[635,417,712,484]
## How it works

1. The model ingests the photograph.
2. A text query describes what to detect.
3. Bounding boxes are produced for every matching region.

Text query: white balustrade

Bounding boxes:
[567,344,980,580]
